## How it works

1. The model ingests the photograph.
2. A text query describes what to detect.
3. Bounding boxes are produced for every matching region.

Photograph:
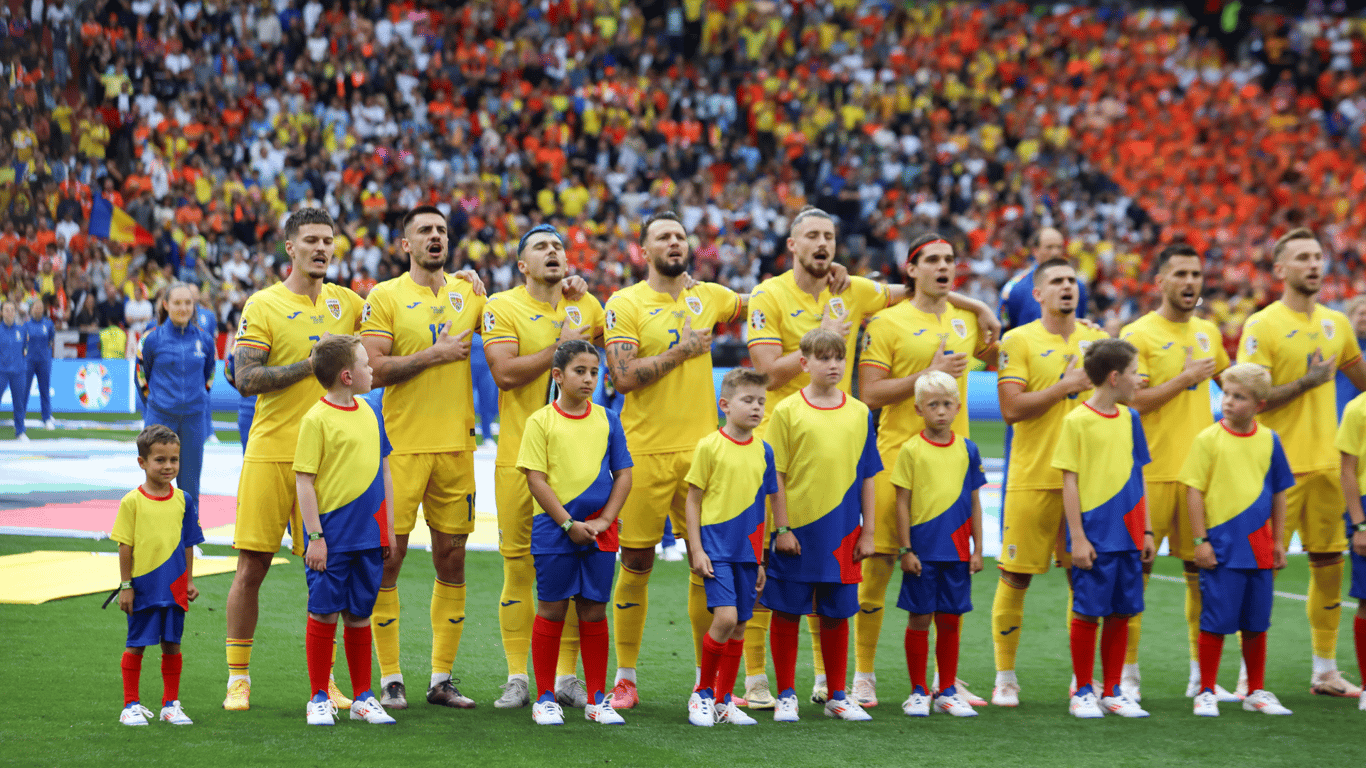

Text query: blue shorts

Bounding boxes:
[703,561,759,622]
[535,549,615,603]
[896,561,973,615]
[759,576,859,619]
[127,606,185,647]
[1200,566,1273,635]
[305,548,383,618]
[1070,550,1144,618]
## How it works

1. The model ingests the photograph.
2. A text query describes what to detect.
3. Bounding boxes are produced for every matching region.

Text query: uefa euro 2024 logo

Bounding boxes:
[75,363,112,409]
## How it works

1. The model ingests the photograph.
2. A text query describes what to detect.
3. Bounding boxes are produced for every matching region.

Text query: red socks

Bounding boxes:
[904,627,929,694]
[1199,631,1225,693]
[121,651,142,705]
[1356,615,1366,685]
[819,619,849,696]
[532,615,565,702]
[579,618,609,704]
[934,614,961,694]
[161,653,182,705]
[305,617,335,697]
[770,613,800,695]
[696,634,725,695]
[1100,615,1128,697]
[1069,618,1098,692]
[714,638,744,704]
[1241,630,1266,693]
[343,624,372,699]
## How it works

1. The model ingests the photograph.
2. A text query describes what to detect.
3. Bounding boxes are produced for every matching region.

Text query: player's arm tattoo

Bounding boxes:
[606,341,679,394]
[233,344,313,396]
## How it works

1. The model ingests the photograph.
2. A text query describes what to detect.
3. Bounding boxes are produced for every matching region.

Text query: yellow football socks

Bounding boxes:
[431,579,465,676]
[744,608,771,677]
[688,572,712,666]
[612,565,651,669]
[371,586,401,678]
[854,555,895,674]
[1184,571,1201,662]
[991,578,1026,671]
[1125,574,1149,665]
[226,637,253,679]
[808,614,825,676]
[557,603,581,676]
[499,556,535,677]
[1309,559,1344,660]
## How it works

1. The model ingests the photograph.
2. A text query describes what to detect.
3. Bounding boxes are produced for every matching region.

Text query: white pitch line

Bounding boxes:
[1150,573,1359,609]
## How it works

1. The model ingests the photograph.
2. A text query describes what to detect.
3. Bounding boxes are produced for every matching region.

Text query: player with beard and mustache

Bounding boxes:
[1238,227,1366,699]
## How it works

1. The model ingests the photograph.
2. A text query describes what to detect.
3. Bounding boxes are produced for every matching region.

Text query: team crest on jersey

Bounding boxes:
[605,309,617,330]
[325,298,342,320]
[685,296,703,316]
[1195,332,1210,353]
[483,311,496,332]
[1078,340,1093,354]
[448,292,464,313]
[828,297,846,317]
[565,306,582,326]
[951,318,968,339]
[1323,319,1336,340]
[1245,335,1258,356]
[751,310,766,330]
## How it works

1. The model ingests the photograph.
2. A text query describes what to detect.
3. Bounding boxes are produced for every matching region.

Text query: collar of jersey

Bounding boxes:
[1083,402,1120,419]
[138,485,175,502]
[717,427,753,446]
[319,395,359,411]
[800,389,846,410]
[1219,419,1257,437]
[919,430,955,447]
[553,400,592,419]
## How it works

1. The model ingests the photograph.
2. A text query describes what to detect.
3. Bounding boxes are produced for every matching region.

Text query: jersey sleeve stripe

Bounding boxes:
[1341,354,1362,369]
[482,336,519,347]
[359,329,394,339]
[857,360,891,371]
[747,339,782,348]
[997,375,1027,385]
[236,339,271,352]
[604,336,639,347]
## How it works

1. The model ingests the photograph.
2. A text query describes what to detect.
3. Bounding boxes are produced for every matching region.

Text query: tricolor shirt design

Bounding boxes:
[111,487,205,612]
[1179,421,1295,569]
[685,430,779,564]
[1051,404,1151,553]
[890,432,987,562]
[293,397,393,552]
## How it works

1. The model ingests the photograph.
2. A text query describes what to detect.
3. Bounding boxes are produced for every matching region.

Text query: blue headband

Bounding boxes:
[518,225,563,256]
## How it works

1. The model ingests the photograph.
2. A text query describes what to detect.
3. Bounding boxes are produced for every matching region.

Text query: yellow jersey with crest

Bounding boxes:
[1120,312,1229,482]
[360,272,485,454]
[1237,301,1362,473]
[234,282,363,462]
[860,302,989,452]
[996,320,1110,491]
[481,285,606,468]
[746,273,890,435]
[604,281,743,455]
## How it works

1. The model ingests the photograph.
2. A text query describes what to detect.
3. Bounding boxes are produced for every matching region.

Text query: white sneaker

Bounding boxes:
[1120,664,1141,702]
[1069,691,1105,719]
[954,679,988,707]
[1184,679,1243,701]
[774,693,800,722]
[901,692,930,717]
[495,676,530,709]
[823,695,872,721]
[585,699,625,724]
[991,681,1020,707]
[556,676,588,708]
[207,433,221,444]
[810,682,828,704]
[1243,689,1293,715]
[852,677,878,707]
[933,691,978,717]
[687,692,715,726]
[1235,675,1249,698]
[1311,669,1364,698]
[715,700,757,725]
[350,695,396,724]
[43,418,55,430]
[660,545,684,562]
[1193,690,1220,717]
[1358,690,1365,711]
[743,677,775,709]
[306,697,338,726]
[159,700,193,725]
[15,433,29,442]
[1101,693,1149,718]
[120,703,153,726]
[532,700,565,725]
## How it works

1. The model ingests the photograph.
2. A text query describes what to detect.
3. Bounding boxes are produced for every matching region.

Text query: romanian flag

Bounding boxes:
[89,195,154,247]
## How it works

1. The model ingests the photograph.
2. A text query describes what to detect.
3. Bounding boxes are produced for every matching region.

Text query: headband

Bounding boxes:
[908,238,950,263]
[518,224,563,256]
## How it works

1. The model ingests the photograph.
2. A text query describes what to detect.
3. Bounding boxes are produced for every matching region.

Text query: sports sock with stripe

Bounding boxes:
[578,618,609,704]
[1241,630,1267,692]
[991,577,1026,672]
[743,608,771,678]
[904,627,929,694]
[1198,631,1224,693]
[1100,615,1128,697]
[1184,571,1202,663]
[611,565,650,669]
[161,652,182,706]
[770,613,800,695]
[430,579,465,679]
[1308,559,1344,663]
[344,624,373,700]
[226,637,253,681]
[122,651,142,705]
[531,615,564,702]
[305,618,335,698]
[557,603,581,678]
[371,586,401,679]
[499,556,535,677]
[1069,618,1098,693]
[715,638,745,704]
[854,555,894,676]
[688,572,712,667]
[934,613,961,694]
[819,619,849,697]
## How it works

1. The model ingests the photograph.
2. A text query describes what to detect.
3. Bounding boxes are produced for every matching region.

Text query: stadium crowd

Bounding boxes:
[3,0,1366,359]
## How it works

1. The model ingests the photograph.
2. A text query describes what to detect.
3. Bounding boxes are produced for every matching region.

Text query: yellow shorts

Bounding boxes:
[1148,481,1195,561]
[871,447,904,555]
[999,488,1068,575]
[389,452,476,536]
[235,460,303,554]
[618,450,692,549]
[495,465,534,557]
[1285,470,1348,553]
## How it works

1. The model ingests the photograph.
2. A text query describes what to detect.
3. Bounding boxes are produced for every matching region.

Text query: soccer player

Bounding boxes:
[483,225,603,709]
[604,211,744,708]
[518,340,633,726]
[1182,364,1295,717]
[893,371,986,718]
[999,227,1089,331]
[295,335,397,726]
[360,206,485,711]
[1237,227,1366,697]
[856,233,995,707]
[991,258,1109,706]
[683,368,779,727]
[113,425,203,726]
[764,328,880,722]
[1120,243,1230,700]
[1052,339,1154,719]
[1337,391,1366,712]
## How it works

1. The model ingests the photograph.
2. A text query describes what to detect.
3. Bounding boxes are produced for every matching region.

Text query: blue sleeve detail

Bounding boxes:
[763,442,779,494]
[607,410,633,471]
[965,439,988,490]
[181,491,205,547]
[1130,409,1151,466]
[1269,434,1295,494]
[857,411,883,479]
[373,404,392,458]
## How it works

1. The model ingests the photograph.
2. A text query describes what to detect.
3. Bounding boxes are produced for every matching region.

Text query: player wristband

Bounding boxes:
[775,526,792,535]
[1193,537,1208,546]
[898,546,914,556]
[308,531,324,541]
[560,518,575,532]
[1144,530,1154,536]
[119,581,133,590]
[1355,522,1366,533]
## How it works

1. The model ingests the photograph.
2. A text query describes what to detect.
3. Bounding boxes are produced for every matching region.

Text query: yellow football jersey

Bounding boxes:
[1336,393,1366,490]
[1238,301,1363,473]
[482,286,606,468]
[747,273,890,435]
[235,282,363,462]
[604,281,742,455]
[860,302,989,452]
[1120,312,1229,481]
[997,320,1110,491]
[361,273,485,454]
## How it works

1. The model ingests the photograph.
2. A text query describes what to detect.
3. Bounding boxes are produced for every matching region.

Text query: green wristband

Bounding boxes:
[119,581,133,590]
[1193,537,1208,546]
[898,546,914,556]
[308,531,323,541]
[775,526,792,535]
[560,518,575,532]
[1354,522,1366,533]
